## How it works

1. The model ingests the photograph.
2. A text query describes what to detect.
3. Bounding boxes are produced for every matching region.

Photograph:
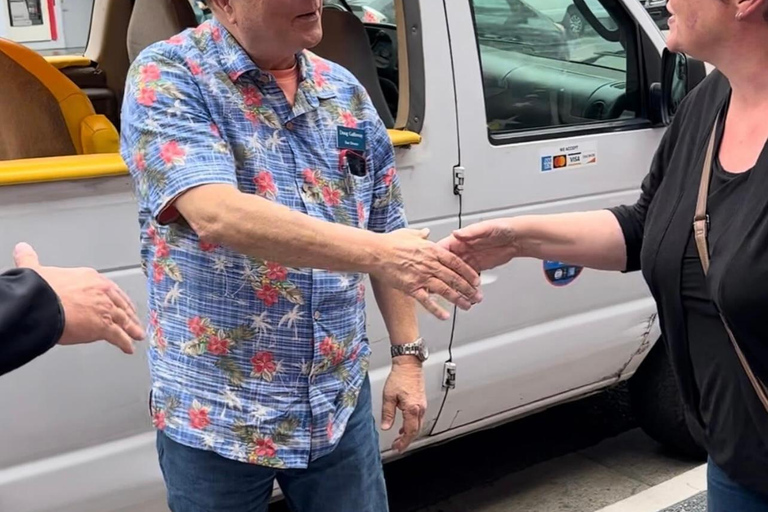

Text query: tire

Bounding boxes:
[563,8,585,39]
[629,338,707,460]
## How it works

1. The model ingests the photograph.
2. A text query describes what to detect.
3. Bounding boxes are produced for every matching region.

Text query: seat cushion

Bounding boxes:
[0,38,97,155]
[0,52,76,161]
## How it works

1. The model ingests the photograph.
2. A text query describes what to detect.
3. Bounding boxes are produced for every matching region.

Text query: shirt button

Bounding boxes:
[313,311,321,321]
[285,121,294,131]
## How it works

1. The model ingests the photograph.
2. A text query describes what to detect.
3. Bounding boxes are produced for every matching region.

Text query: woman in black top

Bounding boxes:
[439,0,768,509]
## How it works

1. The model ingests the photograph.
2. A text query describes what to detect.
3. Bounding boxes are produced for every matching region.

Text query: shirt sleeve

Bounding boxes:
[120,46,238,224]
[366,118,408,234]
[0,269,64,377]
[608,123,673,272]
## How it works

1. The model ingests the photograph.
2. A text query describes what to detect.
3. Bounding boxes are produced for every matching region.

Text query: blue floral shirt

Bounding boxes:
[120,18,406,468]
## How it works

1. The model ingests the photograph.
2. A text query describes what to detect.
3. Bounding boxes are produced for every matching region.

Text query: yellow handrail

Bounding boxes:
[44,55,92,69]
[388,129,422,147]
[0,154,128,186]
[0,130,422,186]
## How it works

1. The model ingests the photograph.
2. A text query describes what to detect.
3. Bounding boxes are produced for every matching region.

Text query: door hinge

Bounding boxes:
[453,166,465,196]
[443,361,457,390]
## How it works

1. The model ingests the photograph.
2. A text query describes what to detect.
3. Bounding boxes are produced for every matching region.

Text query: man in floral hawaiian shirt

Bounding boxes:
[121,0,482,510]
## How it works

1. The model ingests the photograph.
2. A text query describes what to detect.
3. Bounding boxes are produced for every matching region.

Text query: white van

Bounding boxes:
[0,0,705,510]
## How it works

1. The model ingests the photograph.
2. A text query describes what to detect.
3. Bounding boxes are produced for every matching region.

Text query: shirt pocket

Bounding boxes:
[345,166,374,229]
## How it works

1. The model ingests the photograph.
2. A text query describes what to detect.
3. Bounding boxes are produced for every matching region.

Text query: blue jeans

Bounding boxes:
[156,379,388,512]
[708,458,768,512]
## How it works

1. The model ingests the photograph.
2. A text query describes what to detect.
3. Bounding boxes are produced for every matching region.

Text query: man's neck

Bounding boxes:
[214,16,298,71]
[249,53,298,71]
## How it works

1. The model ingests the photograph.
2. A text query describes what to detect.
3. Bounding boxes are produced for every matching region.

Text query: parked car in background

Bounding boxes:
[346,0,396,24]
[347,0,571,62]
[562,0,667,38]
[472,0,571,61]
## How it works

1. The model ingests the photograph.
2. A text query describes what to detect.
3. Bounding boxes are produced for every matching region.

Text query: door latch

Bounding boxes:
[443,361,457,390]
[453,166,465,196]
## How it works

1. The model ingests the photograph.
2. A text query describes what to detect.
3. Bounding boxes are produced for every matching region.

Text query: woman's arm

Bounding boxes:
[439,210,627,272]
[440,127,675,273]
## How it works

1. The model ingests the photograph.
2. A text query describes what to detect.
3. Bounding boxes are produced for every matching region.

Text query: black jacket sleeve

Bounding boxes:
[607,71,716,273]
[608,127,672,272]
[0,268,65,377]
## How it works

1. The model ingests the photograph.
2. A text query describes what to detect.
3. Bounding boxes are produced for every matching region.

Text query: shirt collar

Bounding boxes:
[208,17,336,100]
[207,17,258,82]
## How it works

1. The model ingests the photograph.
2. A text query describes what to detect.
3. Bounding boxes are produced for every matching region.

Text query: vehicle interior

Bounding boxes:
[0,0,421,183]
[473,0,644,137]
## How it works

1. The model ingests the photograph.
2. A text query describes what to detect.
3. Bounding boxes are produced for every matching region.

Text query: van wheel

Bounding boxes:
[629,338,707,460]
[563,7,585,38]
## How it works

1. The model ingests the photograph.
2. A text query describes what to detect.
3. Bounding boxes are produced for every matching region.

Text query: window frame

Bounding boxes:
[468,0,653,146]
[395,0,425,133]
[332,0,425,134]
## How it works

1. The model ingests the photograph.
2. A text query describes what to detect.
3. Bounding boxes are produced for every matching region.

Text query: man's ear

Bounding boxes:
[735,0,768,20]
[207,0,236,22]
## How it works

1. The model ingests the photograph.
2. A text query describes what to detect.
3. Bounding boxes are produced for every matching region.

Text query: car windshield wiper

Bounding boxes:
[577,50,626,71]
[477,34,535,50]
[581,50,625,64]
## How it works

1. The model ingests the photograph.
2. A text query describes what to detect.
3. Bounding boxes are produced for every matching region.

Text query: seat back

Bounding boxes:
[127,0,199,62]
[124,3,395,127]
[312,9,395,128]
[0,38,118,161]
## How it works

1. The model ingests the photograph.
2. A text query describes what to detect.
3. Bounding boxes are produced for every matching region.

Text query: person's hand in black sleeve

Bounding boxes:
[0,243,146,377]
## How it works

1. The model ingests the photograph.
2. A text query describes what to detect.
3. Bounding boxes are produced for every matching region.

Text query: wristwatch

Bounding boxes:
[391,337,429,362]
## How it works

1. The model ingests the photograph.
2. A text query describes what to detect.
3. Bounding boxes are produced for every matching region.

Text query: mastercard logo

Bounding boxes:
[553,155,568,169]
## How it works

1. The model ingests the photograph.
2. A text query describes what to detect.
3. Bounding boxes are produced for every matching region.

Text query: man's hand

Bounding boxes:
[438,219,521,272]
[381,358,427,453]
[14,243,146,354]
[376,228,483,320]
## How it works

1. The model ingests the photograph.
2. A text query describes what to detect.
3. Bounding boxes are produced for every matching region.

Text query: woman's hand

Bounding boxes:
[438,219,521,272]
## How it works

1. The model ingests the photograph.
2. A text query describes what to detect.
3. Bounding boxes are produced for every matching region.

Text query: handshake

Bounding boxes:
[373,219,517,319]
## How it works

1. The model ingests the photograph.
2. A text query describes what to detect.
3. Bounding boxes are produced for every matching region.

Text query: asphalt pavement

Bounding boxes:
[269,384,704,512]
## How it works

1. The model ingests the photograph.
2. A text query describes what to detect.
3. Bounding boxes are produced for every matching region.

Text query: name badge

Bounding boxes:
[337,126,366,151]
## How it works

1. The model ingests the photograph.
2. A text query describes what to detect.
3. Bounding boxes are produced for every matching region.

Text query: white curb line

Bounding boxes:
[594,464,707,512]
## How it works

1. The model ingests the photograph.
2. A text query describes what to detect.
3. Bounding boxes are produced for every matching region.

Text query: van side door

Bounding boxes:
[433,0,667,433]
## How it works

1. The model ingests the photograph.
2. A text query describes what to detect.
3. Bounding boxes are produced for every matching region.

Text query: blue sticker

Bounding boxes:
[337,126,366,151]
[543,260,583,287]
[541,156,553,172]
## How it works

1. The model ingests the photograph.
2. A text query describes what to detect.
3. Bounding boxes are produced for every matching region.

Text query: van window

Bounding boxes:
[334,0,396,25]
[2,0,95,55]
[470,0,641,135]
[323,0,403,124]
[189,0,212,24]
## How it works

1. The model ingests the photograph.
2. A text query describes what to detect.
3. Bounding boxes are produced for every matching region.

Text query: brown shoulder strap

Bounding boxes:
[692,122,717,274]
[692,115,768,413]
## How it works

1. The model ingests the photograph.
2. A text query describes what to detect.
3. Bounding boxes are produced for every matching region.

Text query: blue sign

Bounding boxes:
[543,260,582,287]
[541,156,553,172]
[337,126,366,151]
